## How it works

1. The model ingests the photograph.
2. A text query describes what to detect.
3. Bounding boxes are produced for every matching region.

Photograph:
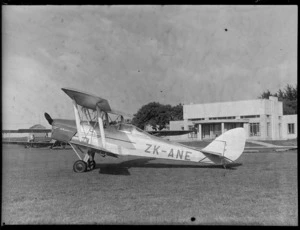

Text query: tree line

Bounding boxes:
[259,84,297,115]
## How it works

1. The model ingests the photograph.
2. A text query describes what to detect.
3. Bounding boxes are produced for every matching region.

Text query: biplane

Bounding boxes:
[44,88,246,173]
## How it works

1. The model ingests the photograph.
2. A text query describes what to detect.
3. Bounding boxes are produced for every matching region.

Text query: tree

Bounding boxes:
[131,102,162,130]
[284,84,295,100]
[258,84,297,115]
[282,99,297,115]
[292,84,297,99]
[155,104,172,130]
[258,90,273,100]
[170,103,183,121]
[132,102,183,130]
[275,89,285,100]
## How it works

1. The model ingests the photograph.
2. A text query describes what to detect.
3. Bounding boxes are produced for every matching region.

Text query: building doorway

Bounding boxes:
[224,123,243,132]
[267,122,271,138]
[278,123,281,139]
[202,124,221,139]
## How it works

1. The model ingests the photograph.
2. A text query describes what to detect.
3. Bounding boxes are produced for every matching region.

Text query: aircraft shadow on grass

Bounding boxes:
[95,158,242,175]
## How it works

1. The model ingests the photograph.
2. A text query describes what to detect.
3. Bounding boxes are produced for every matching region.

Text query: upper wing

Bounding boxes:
[61,88,132,118]
[62,88,111,111]
[147,130,193,137]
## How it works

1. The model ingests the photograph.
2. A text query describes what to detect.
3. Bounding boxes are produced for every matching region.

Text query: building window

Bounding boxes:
[249,123,260,136]
[190,118,204,121]
[208,116,235,120]
[241,115,260,119]
[288,123,295,134]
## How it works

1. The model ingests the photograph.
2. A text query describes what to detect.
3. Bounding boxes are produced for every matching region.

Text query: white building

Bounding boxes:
[170,96,297,141]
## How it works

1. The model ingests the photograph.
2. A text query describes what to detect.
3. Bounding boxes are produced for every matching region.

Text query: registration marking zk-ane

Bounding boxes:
[144,144,192,161]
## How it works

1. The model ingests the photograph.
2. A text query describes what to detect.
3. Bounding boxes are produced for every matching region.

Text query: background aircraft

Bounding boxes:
[2,129,66,148]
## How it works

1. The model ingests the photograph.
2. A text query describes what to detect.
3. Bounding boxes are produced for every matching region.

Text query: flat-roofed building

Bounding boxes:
[170,96,297,141]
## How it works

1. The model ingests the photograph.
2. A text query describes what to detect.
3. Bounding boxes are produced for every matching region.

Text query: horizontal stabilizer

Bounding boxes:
[201,149,231,164]
[201,149,222,157]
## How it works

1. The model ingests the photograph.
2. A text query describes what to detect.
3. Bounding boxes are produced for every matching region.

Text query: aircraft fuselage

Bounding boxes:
[69,122,213,164]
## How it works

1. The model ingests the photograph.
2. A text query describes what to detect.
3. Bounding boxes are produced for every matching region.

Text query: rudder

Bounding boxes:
[201,128,246,163]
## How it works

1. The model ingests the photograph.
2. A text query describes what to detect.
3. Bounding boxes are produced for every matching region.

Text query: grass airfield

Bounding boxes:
[2,144,297,225]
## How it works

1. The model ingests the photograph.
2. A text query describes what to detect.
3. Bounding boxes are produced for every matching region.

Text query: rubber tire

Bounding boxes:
[73,160,87,173]
[89,160,96,170]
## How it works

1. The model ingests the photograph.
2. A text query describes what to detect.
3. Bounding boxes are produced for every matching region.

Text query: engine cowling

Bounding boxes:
[51,120,77,142]
[45,113,77,142]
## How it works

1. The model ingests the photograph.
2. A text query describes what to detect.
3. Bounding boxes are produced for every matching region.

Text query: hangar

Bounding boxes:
[2,124,49,140]
[170,96,297,141]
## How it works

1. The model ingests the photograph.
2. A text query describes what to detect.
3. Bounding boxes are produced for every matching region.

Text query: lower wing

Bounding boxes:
[69,140,119,158]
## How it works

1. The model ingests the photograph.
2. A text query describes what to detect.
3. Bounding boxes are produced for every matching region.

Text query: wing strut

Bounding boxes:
[96,104,106,148]
[72,99,83,141]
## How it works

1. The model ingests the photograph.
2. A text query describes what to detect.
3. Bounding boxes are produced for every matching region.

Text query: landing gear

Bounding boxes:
[86,150,96,171]
[73,160,87,173]
[88,160,96,170]
[70,145,97,173]
[73,159,96,173]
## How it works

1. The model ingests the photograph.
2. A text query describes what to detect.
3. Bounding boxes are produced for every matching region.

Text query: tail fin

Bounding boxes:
[201,128,246,164]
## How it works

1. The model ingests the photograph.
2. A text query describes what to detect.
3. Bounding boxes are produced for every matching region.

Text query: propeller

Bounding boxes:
[44,112,53,125]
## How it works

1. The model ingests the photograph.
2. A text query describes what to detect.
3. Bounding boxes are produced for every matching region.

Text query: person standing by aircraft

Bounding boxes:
[26,134,35,148]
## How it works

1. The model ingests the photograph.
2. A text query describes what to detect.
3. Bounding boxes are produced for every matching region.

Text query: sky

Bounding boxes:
[2,5,297,129]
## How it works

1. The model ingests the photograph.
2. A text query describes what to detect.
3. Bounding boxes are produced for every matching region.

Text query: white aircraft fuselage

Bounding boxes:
[73,122,214,164]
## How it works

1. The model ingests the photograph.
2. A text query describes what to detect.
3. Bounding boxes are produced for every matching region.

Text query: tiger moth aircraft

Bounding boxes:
[44,88,246,173]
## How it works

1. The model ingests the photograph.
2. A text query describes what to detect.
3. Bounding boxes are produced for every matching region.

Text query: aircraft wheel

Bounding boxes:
[89,160,96,170]
[73,160,87,173]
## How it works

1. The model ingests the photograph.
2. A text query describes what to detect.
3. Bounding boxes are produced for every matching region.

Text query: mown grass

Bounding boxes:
[1,144,297,225]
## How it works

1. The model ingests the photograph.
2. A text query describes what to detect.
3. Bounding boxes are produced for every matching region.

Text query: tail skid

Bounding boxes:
[201,128,246,165]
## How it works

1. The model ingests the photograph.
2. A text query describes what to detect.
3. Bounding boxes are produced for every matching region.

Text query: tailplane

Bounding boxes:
[201,128,246,164]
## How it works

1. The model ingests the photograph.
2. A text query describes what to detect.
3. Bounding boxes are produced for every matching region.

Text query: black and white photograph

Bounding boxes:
[2,5,297,225]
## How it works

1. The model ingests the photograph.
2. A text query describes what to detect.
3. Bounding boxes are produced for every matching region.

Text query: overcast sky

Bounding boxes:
[2,5,297,129]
